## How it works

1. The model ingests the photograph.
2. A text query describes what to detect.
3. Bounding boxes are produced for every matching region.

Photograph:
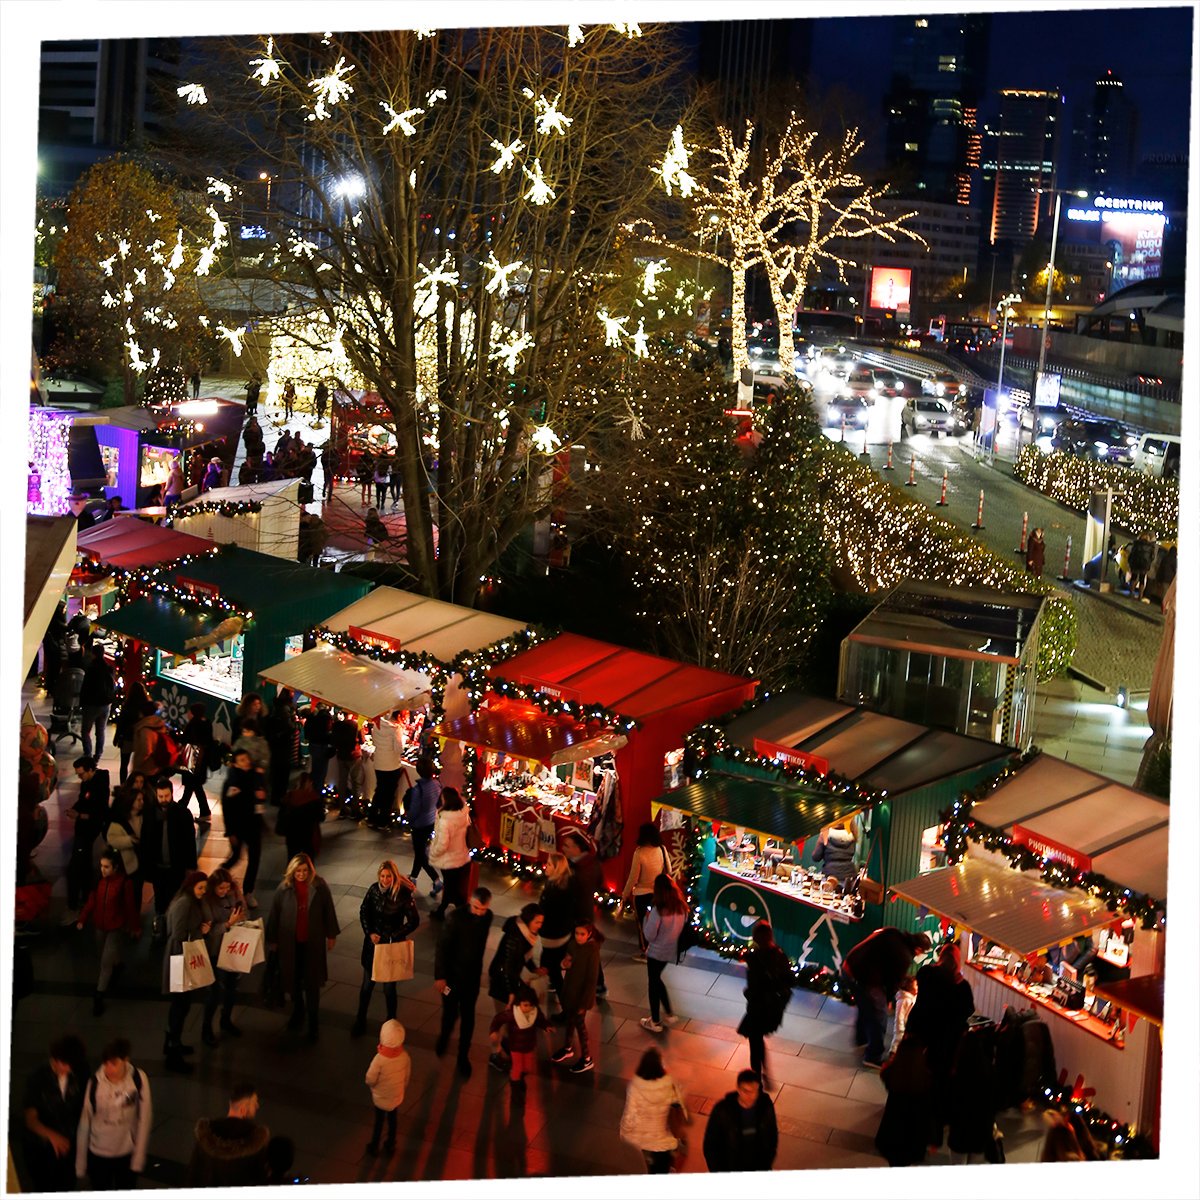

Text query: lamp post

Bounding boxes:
[258,171,274,213]
[993,292,1021,465]
[1033,186,1088,401]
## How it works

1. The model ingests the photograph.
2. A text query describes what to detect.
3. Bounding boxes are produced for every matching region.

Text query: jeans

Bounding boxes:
[86,1151,134,1191]
[560,1009,590,1059]
[95,928,126,992]
[439,986,478,1058]
[410,824,438,884]
[179,771,210,817]
[223,817,263,894]
[634,893,653,950]
[855,984,889,1064]
[375,482,388,508]
[80,704,110,759]
[434,863,470,915]
[647,957,672,1023]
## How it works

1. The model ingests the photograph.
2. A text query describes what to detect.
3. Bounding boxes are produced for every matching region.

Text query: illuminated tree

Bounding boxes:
[174,24,688,604]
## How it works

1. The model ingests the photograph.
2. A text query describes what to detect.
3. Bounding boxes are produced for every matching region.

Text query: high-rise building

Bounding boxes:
[983,88,1062,246]
[1069,70,1139,194]
[883,13,990,205]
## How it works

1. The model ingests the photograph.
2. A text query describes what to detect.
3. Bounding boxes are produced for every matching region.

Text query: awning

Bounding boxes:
[259,644,431,720]
[433,698,627,768]
[889,858,1116,958]
[96,595,225,656]
[77,517,215,569]
[1094,974,1164,1028]
[652,774,865,845]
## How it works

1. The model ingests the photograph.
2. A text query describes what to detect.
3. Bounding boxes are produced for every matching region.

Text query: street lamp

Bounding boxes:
[993,291,1021,465]
[258,170,274,212]
[1033,186,1088,400]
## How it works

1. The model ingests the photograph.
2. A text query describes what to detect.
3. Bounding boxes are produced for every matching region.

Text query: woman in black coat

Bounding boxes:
[351,860,419,1037]
[161,870,212,1073]
[487,904,543,1011]
[113,681,150,785]
[179,702,215,822]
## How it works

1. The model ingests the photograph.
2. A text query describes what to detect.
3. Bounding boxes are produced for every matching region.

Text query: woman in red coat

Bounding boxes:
[1025,527,1046,576]
[76,849,140,1015]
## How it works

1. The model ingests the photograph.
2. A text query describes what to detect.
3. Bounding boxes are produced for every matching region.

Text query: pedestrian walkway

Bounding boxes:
[12,679,1049,1183]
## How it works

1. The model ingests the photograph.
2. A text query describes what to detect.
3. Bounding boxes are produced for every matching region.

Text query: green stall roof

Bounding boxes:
[653,774,866,843]
[97,594,224,655]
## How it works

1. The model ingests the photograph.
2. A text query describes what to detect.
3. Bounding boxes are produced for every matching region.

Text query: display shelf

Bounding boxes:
[708,861,862,922]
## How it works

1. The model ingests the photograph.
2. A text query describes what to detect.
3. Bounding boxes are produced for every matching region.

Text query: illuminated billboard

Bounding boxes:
[1065,196,1167,289]
[868,266,912,312]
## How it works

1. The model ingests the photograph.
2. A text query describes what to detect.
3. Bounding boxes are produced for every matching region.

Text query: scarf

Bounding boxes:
[294,878,310,942]
[512,1005,539,1030]
[516,918,536,946]
[376,1042,404,1058]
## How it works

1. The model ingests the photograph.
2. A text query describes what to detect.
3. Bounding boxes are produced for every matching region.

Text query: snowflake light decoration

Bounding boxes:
[426,88,447,106]
[656,125,695,198]
[530,424,561,453]
[567,24,585,47]
[522,159,555,206]
[618,401,647,441]
[632,319,649,358]
[177,83,208,105]
[146,209,161,223]
[99,254,116,277]
[381,101,423,136]
[613,23,642,38]
[597,310,628,347]
[195,245,217,276]
[161,267,176,291]
[169,231,185,271]
[118,239,131,258]
[490,331,534,374]
[250,37,282,87]
[101,291,118,308]
[207,177,233,203]
[289,235,320,259]
[489,137,524,173]
[483,252,524,297]
[134,267,147,286]
[522,89,573,136]
[642,260,667,296]
[414,28,437,39]
[218,324,246,356]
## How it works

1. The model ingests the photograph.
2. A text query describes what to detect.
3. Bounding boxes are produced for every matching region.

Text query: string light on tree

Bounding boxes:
[249,36,282,86]
[177,83,208,105]
[521,159,555,206]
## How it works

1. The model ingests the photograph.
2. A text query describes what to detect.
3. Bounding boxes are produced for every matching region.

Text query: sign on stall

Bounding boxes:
[514,674,582,703]
[1011,824,1093,872]
[349,625,404,653]
[753,738,830,775]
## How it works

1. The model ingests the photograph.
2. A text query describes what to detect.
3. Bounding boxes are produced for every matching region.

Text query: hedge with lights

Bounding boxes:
[1013,446,1178,540]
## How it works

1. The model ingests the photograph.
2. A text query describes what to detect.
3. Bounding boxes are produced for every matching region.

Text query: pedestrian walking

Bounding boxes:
[277,771,325,862]
[875,1033,936,1166]
[66,755,110,911]
[489,985,550,1085]
[303,701,334,794]
[266,853,341,1041]
[242,415,265,460]
[388,455,402,506]
[366,710,405,829]
[428,786,472,918]
[433,886,494,1078]
[105,786,146,905]
[319,443,340,502]
[404,756,442,894]
[373,455,390,509]
[201,867,249,1045]
[188,1082,272,1187]
[76,848,139,1015]
[78,646,116,761]
[179,702,214,823]
[144,776,198,939]
[622,822,669,958]
[162,459,185,508]
[549,921,601,1074]
[488,904,544,1012]
[1025,527,1046,577]
[353,861,420,1036]
[702,1070,779,1173]
[561,830,607,997]
[619,1047,689,1174]
[75,1038,151,1191]
[364,1020,410,1157]
[113,681,149,785]
[244,374,262,417]
[130,700,173,779]
[201,457,223,493]
[537,851,575,1003]
[737,921,794,1087]
[162,870,212,1073]
[190,368,202,399]
[220,747,267,909]
[232,715,272,777]
[1128,532,1156,600]
[356,451,374,506]
[843,927,932,1069]
[265,689,301,805]
[282,378,296,420]
[639,873,687,1033]
[314,380,329,422]
[21,1034,88,1193]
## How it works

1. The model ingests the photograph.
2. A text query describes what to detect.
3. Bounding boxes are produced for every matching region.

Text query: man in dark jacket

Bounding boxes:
[22,1035,88,1193]
[78,646,116,760]
[143,777,198,937]
[66,756,110,910]
[561,831,607,996]
[843,927,932,1068]
[549,922,601,1074]
[703,1070,779,1173]
[188,1083,271,1188]
[433,887,494,1078]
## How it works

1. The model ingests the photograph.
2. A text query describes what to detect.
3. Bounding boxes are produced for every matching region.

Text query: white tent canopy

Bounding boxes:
[259,643,430,720]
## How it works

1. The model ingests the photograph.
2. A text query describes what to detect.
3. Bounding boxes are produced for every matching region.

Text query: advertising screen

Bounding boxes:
[1102,211,1165,289]
[868,266,912,312]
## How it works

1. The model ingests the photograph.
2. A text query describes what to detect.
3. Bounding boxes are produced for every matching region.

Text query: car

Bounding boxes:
[1018,402,1066,442]
[1133,433,1181,480]
[814,349,858,381]
[819,394,870,429]
[843,367,879,399]
[872,369,904,398]
[1052,418,1139,464]
[921,371,967,400]
[901,397,963,437]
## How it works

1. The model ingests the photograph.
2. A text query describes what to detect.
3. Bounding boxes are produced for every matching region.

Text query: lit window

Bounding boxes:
[905,142,919,152]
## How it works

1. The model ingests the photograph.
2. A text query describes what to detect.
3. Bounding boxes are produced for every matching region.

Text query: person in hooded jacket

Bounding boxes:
[364,1020,411,1157]
[488,904,543,1011]
[702,1070,779,1173]
[188,1083,271,1187]
[76,1037,152,1190]
[619,1047,688,1174]
[352,861,420,1037]
[161,870,211,1073]
[427,786,472,918]
[434,887,494,1078]
[130,701,172,778]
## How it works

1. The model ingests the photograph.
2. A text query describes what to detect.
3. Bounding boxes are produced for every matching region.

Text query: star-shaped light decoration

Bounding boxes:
[522,88,573,136]
[207,177,233,203]
[417,252,460,292]
[177,83,208,105]
[618,401,647,440]
[596,309,628,347]
[195,245,217,276]
[217,324,246,357]
[522,159,555,206]
[656,125,695,197]
[530,424,561,454]
[161,267,176,291]
[117,239,131,258]
[125,338,148,372]
[102,291,118,308]
[483,252,524,297]
[381,101,424,136]
[134,268,148,286]
[249,36,282,87]
[490,331,535,374]
[489,137,524,173]
[426,88,447,106]
[642,260,667,296]
[632,319,650,358]
[310,57,354,110]
[613,23,642,38]
[567,24,585,47]
[99,254,116,277]
[169,230,185,271]
[121,283,134,303]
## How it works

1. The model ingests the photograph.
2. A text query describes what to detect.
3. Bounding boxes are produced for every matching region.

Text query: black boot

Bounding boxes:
[201,1015,219,1048]
[164,1038,194,1074]
[351,994,369,1038]
[220,1011,242,1038]
[93,991,106,1017]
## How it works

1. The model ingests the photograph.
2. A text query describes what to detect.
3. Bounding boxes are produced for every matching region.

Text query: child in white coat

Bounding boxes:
[364,1019,410,1157]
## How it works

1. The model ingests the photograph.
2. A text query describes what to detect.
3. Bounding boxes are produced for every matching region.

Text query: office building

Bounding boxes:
[983,88,1062,247]
[1069,70,1139,195]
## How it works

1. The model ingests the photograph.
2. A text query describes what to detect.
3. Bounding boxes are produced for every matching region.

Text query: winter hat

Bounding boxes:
[378,1019,406,1050]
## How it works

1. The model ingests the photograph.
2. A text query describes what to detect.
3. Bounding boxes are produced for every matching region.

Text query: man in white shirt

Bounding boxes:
[366,712,406,831]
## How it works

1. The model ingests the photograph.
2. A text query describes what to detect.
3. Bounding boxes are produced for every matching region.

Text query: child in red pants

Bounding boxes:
[488,985,550,1086]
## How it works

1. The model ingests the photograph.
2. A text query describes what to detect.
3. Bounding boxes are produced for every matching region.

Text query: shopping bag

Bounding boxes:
[466,821,485,852]
[372,939,415,983]
[171,939,215,992]
[217,920,266,974]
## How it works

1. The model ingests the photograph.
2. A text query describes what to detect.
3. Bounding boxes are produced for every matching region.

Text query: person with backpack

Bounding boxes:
[143,777,198,939]
[622,823,670,959]
[131,701,176,779]
[403,756,442,894]
[76,848,140,1016]
[639,873,688,1034]
[75,1037,152,1191]
[78,646,116,761]
[22,1034,88,1193]
[737,921,794,1088]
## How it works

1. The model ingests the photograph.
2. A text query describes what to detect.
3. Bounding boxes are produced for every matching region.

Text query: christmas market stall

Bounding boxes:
[23,515,77,676]
[94,544,369,738]
[169,479,304,561]
[889,753,1168,1143]
[654,691,1012,975]
[329,388,396,471]
[838,579,1046,750]
[434,634,757,891]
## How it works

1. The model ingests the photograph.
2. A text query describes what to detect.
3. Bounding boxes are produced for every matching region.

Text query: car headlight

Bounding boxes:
[827,406,838,423]
[1093,440,1109,452]
[935,383,945,396]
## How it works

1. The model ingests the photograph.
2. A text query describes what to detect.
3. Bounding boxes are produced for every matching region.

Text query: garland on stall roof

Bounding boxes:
[104,548,220,597]
[451,625,558,700]
[483,674,641,734]
[940,748,1166,929]
[162,498,262,527]
[139,576,251,619]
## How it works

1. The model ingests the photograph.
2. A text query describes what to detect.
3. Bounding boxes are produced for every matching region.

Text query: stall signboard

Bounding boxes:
[513,674,582,703]
[752,738,830,776]
[176,576,220,599]
[349,624,404,653]
[1011,824,1092,872]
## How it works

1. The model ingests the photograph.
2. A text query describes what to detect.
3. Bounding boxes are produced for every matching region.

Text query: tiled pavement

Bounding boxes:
[11,682,1052,1184]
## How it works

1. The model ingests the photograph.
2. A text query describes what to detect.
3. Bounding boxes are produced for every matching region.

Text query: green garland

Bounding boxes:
[162,499,263,527]
[481,674,641,734]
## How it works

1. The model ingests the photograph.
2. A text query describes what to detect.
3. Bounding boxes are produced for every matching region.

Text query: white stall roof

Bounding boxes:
[724,693,852,750]
[259,644,430,720]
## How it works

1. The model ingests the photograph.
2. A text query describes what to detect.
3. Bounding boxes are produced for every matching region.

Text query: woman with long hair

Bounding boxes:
[105,786,147,910]
[266,854,341,1041]
[161,870,211,1073]
[113,681,150,785]
[619,1047,688,1174]
[352,861,420,1037]
[640,874,688,1034]
[488,903,544,1012]
[427,787,471,919]
[201,867,246,1045]
[538,852,575,1004]
[622,823,669,959]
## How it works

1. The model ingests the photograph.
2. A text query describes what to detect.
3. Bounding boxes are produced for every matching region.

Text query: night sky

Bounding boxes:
[807,5,1193,163]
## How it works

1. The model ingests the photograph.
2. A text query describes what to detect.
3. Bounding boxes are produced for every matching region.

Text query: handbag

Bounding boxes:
[465,820,484,852]
[372,939,415,983]
[182,742,203,773]
[217,919,266,974]
[170,937,215,992]
[857,826,886,907]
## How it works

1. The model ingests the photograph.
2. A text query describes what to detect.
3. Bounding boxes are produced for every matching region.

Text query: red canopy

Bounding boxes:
[434,698,625,767]
[488,633,753,719]
[76,517,215,569]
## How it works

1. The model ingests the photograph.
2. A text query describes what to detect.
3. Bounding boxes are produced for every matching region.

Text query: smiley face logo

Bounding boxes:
[712,881,771,943]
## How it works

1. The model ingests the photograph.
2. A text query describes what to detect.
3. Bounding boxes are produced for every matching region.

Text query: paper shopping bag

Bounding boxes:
[169,954,186,993]
[372,939,415,983]
[217,922,266,974]
[182,938,215,990]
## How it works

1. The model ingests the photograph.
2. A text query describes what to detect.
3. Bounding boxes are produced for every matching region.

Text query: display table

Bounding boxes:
[967,962,1123,1047]
[479,788,595,861]
[708,863,861,922]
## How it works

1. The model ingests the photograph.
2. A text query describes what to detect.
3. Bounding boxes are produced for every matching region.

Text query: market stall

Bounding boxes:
[654,691,1012,973]
[329,388,395,470]
[170,478,304,561]
[435,634,757,891]
[95,544,369,739]
[889,753,1168,1139]
[838,579,1046,750]
[23,515,77,676]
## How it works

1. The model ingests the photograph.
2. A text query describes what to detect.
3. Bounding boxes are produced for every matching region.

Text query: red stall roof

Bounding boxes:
[76,517,215,568]
[489,633,754,720]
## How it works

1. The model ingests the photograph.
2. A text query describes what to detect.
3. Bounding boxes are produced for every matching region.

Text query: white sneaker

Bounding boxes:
[661,1013,679,1027]
[640,1017,664,1033]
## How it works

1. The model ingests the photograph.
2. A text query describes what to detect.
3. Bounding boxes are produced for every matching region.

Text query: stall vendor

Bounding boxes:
[812,816,859,886]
